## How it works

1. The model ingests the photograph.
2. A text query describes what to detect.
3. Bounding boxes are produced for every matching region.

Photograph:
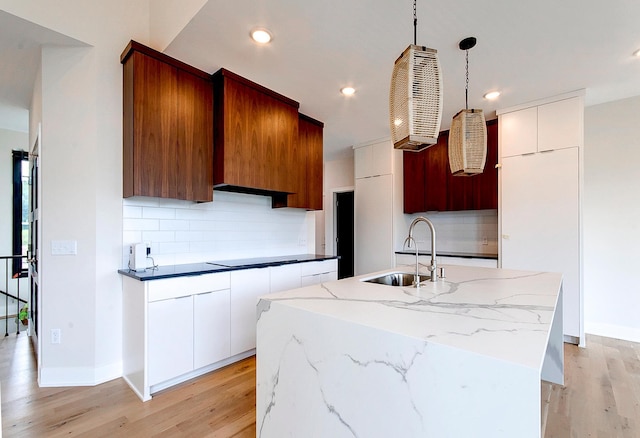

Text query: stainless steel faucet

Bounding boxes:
[406,216,437,283]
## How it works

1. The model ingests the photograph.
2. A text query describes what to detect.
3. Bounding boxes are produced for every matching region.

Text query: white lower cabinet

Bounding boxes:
[194,290,230,369]
[230,267,270,356]
[301,259,338,286]
[148,295,194,386]
[123,258,337,401]
[270,264,301,292]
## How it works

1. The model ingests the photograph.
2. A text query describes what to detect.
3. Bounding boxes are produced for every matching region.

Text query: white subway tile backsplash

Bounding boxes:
[141,231,175,242]
[142,207,176,219]
[123,206,142,218]
[403,210,498,255]
[156,241,190,255]
[122,191,312,268]
[159,220,190,231]
[123,231,142,244]
[123,218,160,231]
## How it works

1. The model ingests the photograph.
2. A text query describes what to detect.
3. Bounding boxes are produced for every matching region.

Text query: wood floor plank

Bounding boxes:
[1,333,639,437]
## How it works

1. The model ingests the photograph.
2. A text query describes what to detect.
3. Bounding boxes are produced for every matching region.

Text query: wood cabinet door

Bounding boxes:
[131,51,179,199]
[402,136,448,214]
[288,116,323,209]
[424,133,448,211]
[402,151,427,214]
[216,74,298,193]
[176,69,213,202]
[124,47,213,202]
[402,149,427,213]
[471,118,498,210]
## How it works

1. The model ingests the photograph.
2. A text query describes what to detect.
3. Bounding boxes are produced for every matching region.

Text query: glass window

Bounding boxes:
[12,150,29,277]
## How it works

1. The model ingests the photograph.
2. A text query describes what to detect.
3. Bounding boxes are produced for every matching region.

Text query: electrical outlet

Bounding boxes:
[298,238,307,246]
[482,237,488,245]
[51,328,61,344]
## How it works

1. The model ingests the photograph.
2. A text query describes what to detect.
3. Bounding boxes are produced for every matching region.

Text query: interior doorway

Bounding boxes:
[335,191,354,279]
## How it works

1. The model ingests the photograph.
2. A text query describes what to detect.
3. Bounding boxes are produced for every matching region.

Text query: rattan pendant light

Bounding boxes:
[389,0,443,151]
[448,37,487,176]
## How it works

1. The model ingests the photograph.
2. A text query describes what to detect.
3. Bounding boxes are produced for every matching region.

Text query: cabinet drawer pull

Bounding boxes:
[539,149,555,153]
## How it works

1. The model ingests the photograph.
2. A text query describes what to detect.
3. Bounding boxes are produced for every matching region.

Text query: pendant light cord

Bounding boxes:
[465,49,469,110]
[413,0,417,45]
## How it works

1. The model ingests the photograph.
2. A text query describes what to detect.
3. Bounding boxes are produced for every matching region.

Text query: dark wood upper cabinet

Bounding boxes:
[213,69,300,195]
[470,118,498,210]
[403,147,428,214]
[403,119,498,213]
[403,132,448,213]
[287,114,324,210]
[121,41,213,202]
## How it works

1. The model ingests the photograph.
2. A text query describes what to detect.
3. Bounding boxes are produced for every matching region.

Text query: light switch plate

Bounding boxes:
[51,240,77,255]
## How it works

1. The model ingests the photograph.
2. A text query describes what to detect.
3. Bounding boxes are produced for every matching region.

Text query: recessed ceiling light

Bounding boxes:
[633,48,640,57]
[250,28,272,44]
[483,91,501,100]
[340,87,356,96]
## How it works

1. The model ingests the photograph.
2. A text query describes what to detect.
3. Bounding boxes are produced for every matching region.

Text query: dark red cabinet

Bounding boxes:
[403,119,498,213]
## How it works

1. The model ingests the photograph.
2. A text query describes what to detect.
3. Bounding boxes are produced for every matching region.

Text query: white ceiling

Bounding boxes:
[1,1,640,158]
[0,10,84,133]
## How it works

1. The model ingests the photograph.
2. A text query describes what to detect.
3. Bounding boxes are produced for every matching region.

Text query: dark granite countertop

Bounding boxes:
[118,254,338,281]
[395,250,498,260]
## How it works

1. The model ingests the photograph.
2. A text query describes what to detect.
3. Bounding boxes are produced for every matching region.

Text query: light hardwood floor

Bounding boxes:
[1,334,638,437]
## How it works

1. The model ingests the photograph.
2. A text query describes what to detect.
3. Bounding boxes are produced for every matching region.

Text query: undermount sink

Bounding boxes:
[362,272,430,287]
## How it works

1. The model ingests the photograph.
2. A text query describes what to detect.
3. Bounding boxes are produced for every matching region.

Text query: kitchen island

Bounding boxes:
[256,265,563,437]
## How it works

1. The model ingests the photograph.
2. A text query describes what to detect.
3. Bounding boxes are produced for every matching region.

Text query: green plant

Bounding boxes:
[19,304,28,325]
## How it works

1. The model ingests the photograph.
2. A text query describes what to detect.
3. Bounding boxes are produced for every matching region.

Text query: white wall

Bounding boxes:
[0,128,29,301]
[583,95,640,343]
[1,0,150,385]
[123,191,315,267]
[324,155,354,256]
[149,0,207,51]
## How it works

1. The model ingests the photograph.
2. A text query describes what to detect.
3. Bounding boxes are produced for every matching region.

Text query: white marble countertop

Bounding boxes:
[259,264,563,372]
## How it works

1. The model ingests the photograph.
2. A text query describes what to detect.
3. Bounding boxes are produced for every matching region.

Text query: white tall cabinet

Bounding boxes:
[497,91,584,345]
[354,140,395,275]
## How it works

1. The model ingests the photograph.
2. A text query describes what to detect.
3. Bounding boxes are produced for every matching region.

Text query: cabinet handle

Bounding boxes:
[539,149,555,153]
[521,152,536,156]
[495,163,502,169]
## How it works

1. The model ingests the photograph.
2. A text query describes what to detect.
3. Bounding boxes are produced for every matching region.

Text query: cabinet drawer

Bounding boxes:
[300,259,337,276]
[148,272,231,302]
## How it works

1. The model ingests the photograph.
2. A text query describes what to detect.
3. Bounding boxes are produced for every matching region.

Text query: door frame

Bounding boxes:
[28,123,42,379]
[325,185,354,259]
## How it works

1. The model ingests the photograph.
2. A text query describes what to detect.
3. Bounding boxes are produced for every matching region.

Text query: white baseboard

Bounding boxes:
[39,361,122,387]
[585,322,640,344]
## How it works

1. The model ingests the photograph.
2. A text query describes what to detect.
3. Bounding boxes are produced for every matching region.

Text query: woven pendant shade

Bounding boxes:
[389,44,443,151]
[448,109,487,176]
